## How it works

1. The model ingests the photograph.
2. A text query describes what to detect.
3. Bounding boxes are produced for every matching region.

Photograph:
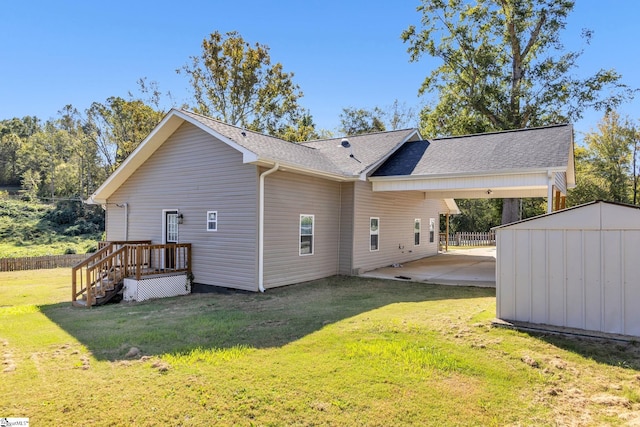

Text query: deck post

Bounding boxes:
[186,243,192,276]
[85,268,92,308]
[136,245,142,280]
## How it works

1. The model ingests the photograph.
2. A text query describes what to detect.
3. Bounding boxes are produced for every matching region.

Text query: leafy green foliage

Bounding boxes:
[403,0,635,224]
[568,112,638,205]
[403,0,634,137]
[179,31,305,137]
[85,96,164,173]
[339,107,386,135]
[0,198,103,257]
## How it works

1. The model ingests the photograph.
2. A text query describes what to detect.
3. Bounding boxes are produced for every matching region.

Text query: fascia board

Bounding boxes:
[253,159,359,182]
[368,167,567,182]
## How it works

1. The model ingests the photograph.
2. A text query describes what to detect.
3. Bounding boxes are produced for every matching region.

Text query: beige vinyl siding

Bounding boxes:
[352,181,440,274]
[105,203,126,241]
[338,182,354,275]
[106,122,259,291]
[263,170,340,288]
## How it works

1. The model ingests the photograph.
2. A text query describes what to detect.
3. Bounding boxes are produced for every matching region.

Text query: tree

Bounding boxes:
[629,124,640,204]
[384,100,418,130]
[566,145,608,206]
[582,112,633,203]
[0,116,41,186]
[339,107,386,135]
[84,97,163,173]
[178,31,304,136]
[277,111,319,142]
[402,0,634,223]
[57,105,105,198]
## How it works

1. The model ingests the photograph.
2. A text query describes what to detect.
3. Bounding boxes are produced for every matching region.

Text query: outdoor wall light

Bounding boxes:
[177,213,184,224]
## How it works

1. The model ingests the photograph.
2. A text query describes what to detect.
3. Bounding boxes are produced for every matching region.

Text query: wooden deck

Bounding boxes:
[71,241,191,307]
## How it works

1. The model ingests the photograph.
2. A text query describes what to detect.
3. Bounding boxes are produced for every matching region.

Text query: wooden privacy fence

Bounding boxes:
[0,254,91,272]
[439,231,496,247]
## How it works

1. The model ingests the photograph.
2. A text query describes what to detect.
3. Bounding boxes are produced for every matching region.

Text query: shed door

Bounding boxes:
[164,210,178,269]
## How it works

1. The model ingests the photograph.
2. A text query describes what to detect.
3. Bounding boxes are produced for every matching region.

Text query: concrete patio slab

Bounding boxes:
[360,247,496,287]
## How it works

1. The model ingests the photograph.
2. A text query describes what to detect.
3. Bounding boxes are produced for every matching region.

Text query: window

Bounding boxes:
[300,214,314,255]
[429,218,436,243]
[370,217,379,251]
[414,219,421,246]
[207,211,218,231]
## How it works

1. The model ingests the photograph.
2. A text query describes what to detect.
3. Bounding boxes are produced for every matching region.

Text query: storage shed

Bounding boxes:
[495,201,640,338]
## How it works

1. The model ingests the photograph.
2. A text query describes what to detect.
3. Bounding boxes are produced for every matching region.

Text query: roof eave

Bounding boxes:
[252,159,359,182]
[368,166,568,182]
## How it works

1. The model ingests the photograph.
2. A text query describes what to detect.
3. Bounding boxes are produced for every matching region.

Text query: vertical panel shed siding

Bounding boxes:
[496,202,640,337]
[106,123,259,291]
[352,182,440,273]
[263,170,340,288]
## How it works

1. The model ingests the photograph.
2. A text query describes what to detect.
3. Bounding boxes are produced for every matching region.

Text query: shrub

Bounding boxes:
[64,247,77,255]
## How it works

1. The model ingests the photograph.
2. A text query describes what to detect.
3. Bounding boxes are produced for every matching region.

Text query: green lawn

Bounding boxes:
[0,239,99,258]
[1,270,639,425]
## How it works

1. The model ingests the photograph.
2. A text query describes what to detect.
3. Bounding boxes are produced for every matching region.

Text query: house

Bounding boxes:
[495,201,640,338]
[77,109,574,301]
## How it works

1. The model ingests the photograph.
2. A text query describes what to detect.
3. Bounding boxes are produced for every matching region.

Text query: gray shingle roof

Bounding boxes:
[301,129,418,175]
[181,109,418,177]
[372,124,573,177]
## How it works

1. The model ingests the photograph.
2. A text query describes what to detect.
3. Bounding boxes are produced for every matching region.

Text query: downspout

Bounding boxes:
[258,163,279,292]
[123,202,129,241]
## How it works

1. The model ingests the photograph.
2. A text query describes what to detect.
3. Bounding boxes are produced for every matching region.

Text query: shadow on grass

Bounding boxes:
[531,332,640,371]
[41,275,494,361]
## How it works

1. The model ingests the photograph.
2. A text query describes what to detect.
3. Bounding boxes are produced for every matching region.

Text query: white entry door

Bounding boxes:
[164,210,178,269]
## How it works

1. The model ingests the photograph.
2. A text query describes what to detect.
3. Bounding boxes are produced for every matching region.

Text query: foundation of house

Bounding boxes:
[123,273,190,302]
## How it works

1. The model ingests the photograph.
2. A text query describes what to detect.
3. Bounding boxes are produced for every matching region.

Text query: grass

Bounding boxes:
[0,198,102,258]
[0,239,99,258]
[2,270,640,425]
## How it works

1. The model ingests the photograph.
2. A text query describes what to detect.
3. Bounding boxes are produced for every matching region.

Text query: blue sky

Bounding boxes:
[0,0,638,142]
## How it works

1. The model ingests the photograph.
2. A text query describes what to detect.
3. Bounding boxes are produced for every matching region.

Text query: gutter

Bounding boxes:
[258,163,279,292]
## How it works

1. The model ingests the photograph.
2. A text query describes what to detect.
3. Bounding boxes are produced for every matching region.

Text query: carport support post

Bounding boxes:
[445,213,449,252]
[546,171,554,213]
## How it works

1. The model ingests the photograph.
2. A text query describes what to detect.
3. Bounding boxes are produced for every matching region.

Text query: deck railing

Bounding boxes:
[72,241,191,307]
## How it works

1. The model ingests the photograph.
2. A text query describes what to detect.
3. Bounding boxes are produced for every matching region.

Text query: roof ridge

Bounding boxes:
[433,123,571,141]
[305,127,417,143]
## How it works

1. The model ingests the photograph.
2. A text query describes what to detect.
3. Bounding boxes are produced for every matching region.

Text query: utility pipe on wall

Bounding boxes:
[258,163,279,292]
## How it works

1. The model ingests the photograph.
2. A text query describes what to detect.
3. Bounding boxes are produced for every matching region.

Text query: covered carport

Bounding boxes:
[361,124,575,284]
[368,124,575,215]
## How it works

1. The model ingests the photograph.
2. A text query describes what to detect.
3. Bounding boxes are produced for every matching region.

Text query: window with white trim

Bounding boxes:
[299,214,314,255]
[414,219,421,246]
[206,211,218,231]
[370,217,379,251]
[429,218,436,243]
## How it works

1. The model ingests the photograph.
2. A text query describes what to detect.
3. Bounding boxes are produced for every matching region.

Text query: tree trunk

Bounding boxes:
[501,198,520,225]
